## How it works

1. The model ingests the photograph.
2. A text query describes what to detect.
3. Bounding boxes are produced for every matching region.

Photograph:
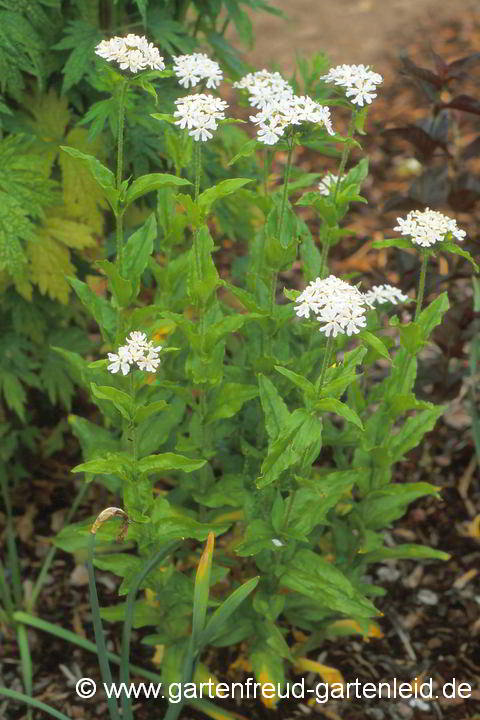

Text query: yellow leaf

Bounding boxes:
[41,214,97,250]
[59,128,108,234]
[294,657,344,686]
[23,89,71,177]
[326,618,384,640]
[194,662,220,689]
[27,233,75,304]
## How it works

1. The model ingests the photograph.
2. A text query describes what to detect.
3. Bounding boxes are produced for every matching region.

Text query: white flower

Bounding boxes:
[250,93,334,146]
[234,69,293,110]
[107,346,133,376]
[173,53,223,89]
[318,173,347,196]
[321,63,383,107]
[294,275,369,337]
[393,207,466,248]
[107,332,162,375]
[363,284,410,306]
[95,34,165,74]
[173,93,228,142]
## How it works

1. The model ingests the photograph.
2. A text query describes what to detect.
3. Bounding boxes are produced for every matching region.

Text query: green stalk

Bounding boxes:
[0,469,22,607]
[0,558,14,616]
[0,687,72,720]
[332,110,356,204]
[115,79,128,276]
[269,138,294,316]
[318,224,330,279]
[164,636,196,720]
[415,252,429,320]
[27,482,89,613]
[315,335,335,394]
[120,542,178,720]
[87,533,121,720]
[17,623,33,720]
[194,140,202,203]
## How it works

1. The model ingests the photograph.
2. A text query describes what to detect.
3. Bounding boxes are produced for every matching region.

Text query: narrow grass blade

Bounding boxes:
[121,541,179,720]
[192,532,215,643]
[87,532,121,720]
[0,687,72,720]
[198,576,259,647]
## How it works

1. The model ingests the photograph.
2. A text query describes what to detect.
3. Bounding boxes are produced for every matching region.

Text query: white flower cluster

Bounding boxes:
[363,284,410,306]
[172,53,223,89]
[95,34,165,74]
[321,64,383,107]
[294,275,369,337]
[318,173,347,196]
[107,332,162,375]
[393,207,466,248]
[250,94,334,146]
[173,93,228,141]
[233,69,293,110]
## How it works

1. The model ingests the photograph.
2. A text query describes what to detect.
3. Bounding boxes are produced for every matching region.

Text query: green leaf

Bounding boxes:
[90,383,134,421]
[227,139,259,166]
[72,452,134,482]
[364,544,450,563]
[123,214,157,291]
[388,405,445,462]
[96,259,133,308]
[67,276,116,342]
[124,173,190,208]
[415,291,449,340]
[53,20,102,92]
[59,146,118,213]
[197,178,253,215]
[137,453,206,475]
[314,398,364,430]
[134,400,168,424]
[357,483,441,530]
[442,241,479,271]
[360,331,391,361]
[258,374,290,442]
[187,225,223,306]
[192,533,214,641]
[280,549,377,618]
[371,238,413,251]
[198,577,259,646]
[206,383,259,423]
[274,366,315,398]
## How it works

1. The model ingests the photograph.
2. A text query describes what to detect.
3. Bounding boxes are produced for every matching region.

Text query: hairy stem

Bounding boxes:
[269,138,294,316]
[115,79,128,275]
[315,335,335,394]
[415,252,429,321]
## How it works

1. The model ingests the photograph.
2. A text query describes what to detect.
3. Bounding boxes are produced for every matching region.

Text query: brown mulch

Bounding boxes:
[2,9,480,720]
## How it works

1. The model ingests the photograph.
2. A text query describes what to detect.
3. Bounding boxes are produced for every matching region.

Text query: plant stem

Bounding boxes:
[415,252,429,321]
[333,111,356,204]
[115,79,128,276]
[318,224,330,279]
[121,542,179,720]
[263,148,271,196]
[315,335,335,394]
[194,140,202,203]
[269,138,294,316]
[87,533,121,720]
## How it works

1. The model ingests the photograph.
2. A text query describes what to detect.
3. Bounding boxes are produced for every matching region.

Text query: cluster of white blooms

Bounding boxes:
[363,284,410,306]
[321,64,383,107]
[250,94,334,146]
[173,93,228,141]
[318,173,347,196]
[107,332,162,375]
[172,53,223,89]
[393,207,466,248]
[95,34,165,74]
[233,69,293,109]
[294,275,369,337]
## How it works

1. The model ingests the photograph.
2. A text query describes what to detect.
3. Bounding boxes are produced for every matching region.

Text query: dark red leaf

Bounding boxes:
[441,95,480,115]
[399,55,444,89]
[430,49,448,81]
[461,135,480,160]
[446,52,480,80]
[409,166,450,206]
[448,172,480,211]
[383,125,447,161]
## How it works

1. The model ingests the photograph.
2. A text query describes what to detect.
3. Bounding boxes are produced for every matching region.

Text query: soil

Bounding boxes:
[245,0,479,77]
